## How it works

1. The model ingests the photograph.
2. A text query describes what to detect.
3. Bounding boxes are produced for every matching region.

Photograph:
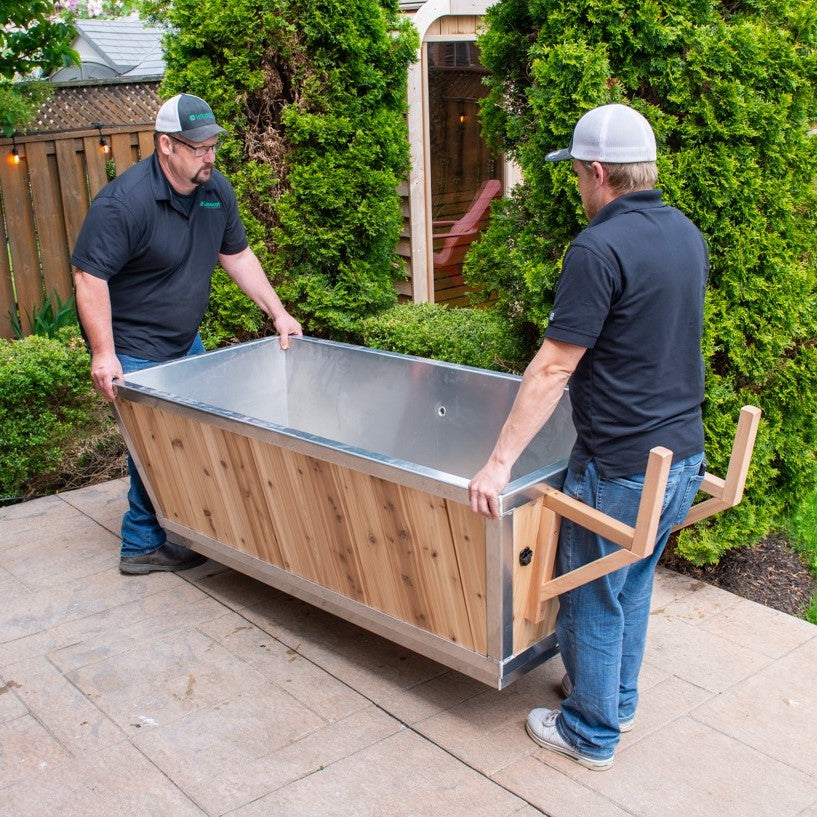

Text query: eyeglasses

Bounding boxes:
[167,134,221,157]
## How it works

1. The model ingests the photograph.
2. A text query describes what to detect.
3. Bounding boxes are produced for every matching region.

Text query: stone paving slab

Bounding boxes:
[1,741,209,817]
[1,485,816,817]
[690,636,817,777]
[225,729,529,817]
[575,716,817,817]
[185,706,400,816]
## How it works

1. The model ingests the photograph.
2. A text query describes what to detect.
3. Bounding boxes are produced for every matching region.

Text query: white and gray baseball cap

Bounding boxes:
[545,103,656,163]
[155,93,226,142]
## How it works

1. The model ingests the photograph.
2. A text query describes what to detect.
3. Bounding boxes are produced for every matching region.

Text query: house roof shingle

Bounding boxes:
[48,18,166,82]
[73,18,166,73]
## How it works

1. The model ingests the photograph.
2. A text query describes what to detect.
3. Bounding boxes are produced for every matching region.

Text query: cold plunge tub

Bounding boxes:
[113,336,760,688]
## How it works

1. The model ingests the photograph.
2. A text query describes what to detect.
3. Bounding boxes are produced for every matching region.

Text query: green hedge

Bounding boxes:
[0,330,98,499]
[360,302,528,372]
[469,0,817,563]
[199,268,267,350]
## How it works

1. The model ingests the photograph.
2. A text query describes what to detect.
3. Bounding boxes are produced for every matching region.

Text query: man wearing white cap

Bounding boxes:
[72,93,302,575]
[469,104,707,769]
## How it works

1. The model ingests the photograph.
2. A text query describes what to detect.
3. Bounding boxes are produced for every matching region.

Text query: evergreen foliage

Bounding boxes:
[361,302,528,371]
[141,0,418,341]
[0,1,76,136]
[470,0,817,562]
[0,330,97,499]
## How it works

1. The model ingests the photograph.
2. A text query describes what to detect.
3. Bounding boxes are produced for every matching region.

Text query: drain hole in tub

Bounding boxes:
[437,406,447,418]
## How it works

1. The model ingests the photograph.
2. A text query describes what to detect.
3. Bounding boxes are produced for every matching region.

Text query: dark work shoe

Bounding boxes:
[119,542,207,575]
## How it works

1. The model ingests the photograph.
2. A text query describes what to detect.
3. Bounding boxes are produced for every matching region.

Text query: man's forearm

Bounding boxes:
[73,268,123,401]
[219,247,286,317]
[469,338,586,517]
[487,364,573,471]
[73,269,115,355]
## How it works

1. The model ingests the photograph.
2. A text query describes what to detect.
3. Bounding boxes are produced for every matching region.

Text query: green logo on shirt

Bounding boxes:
[200,201,222,208]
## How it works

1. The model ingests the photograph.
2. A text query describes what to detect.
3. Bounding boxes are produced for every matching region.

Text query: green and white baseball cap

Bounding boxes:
[155,94,226,142]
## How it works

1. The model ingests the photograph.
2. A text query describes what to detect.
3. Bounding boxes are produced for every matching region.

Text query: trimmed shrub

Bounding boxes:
[199,268,267,350]
[143,0,418,341]
[361,302,528,372]
[470,0,817,563]
[0,329,99,499]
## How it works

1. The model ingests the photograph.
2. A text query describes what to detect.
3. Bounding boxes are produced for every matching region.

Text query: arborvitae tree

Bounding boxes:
[468,0,817,562]
[142,0,417,339]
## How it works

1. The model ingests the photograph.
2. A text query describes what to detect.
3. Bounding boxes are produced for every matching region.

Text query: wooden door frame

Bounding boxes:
[405,0,503,303]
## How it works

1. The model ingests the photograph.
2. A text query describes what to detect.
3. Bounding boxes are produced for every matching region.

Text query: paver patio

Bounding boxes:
[1,478,815,817]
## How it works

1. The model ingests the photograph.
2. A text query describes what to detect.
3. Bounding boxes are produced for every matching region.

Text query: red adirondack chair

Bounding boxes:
[432,179,502,272]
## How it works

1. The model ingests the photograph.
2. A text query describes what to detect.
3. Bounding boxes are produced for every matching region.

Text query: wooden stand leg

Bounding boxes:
[523,406,762,623]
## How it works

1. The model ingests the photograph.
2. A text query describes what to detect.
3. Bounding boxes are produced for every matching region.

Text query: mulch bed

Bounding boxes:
[660,534,815,618]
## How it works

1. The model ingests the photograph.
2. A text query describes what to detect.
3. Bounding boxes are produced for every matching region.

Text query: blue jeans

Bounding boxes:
[118,335,206,558]
[555,451,705,761]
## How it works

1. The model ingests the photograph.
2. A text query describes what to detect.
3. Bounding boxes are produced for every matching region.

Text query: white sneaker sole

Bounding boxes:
[525,721,614,770]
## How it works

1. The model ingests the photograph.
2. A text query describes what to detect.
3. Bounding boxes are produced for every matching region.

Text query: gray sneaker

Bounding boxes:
[525,707,614,770]
[560,672,572,698]
[120,542,206,575]
[559,674,635,733]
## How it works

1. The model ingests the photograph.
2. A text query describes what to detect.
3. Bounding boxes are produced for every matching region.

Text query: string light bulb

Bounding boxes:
[93,123,110,154]
[8,135,20,166]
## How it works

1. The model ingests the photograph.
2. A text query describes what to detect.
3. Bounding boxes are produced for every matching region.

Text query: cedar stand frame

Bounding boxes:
[524,405,762,623]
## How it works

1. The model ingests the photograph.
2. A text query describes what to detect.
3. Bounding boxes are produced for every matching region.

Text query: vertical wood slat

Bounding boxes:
[138,130,154,160]
[254,444,328,581]
[54,138,89,253]
[26,141,72,304]
[0,151,41,334]
[330,467,421,622]
[111,132,136,175]
[514,497,559,642]
[0,168,15,338]
[162,410,225,539]
[445,501,488,654]
[83,136,109,200]
[118,400,188,521]
[306,458,372,598]
[400,488,476,646]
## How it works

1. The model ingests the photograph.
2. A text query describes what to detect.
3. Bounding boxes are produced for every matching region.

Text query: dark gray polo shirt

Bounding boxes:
[545,189,708,478]
[71,152,248,361]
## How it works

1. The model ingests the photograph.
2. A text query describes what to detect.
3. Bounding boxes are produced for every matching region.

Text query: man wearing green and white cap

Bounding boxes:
[469,103,708,769]
[72,93,302,575]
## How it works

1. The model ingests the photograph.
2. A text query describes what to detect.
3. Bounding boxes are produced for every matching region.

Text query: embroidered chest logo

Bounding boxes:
[200,201,222,208]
